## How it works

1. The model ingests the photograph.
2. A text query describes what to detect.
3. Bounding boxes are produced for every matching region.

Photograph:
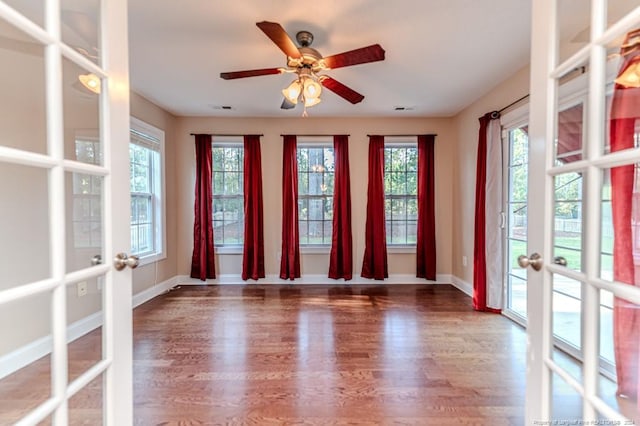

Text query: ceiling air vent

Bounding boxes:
[394,106,415,111]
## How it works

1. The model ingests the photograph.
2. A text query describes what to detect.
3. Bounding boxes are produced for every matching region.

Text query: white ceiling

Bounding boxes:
[127,0,533,118]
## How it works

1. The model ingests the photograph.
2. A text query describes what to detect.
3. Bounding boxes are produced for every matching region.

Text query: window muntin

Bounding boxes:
[129,118,165,261]
[384,144,418,245]
[212,144,244,246]
[297,144,334,246]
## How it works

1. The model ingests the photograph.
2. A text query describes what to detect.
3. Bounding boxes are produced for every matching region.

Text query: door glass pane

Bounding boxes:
[553,275,582,350]
[66,274,104,383]
[554,172,583,272]
[61,0,101,66]
[557,0,590,63]
[556,103,583,164]
[601,169,614,281]
[506,126,529,318]
[0,292,52,423]
[552,370,583,420]
[68,374,103,424]
[67,171,103,273]
[0,18,47,155]
[3,1,44,27]
[0,163,50,290]
[63,57,101,165]
[599,289,615,367]
[608,1,640,31]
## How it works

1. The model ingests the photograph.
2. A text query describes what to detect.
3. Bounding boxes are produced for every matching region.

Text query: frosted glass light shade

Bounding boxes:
[78,73,101,94]
[282,80,302,103]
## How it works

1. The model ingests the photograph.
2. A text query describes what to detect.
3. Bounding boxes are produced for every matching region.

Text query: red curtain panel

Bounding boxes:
[242,135,265,281]
[610,36,640,401]
[280,135,301,280]
[361,135,388,280]
[190,134,216,280]
[329,135,353,280]
[416,135,436,280]
[473,113,492,310]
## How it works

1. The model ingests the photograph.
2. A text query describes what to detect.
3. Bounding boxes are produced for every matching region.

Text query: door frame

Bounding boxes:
[527,0,640,421]
[0,0,133,423]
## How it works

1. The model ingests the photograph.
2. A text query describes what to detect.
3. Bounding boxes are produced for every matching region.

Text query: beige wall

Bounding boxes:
[451,65,530,285]
[175,116,455,279]
[130,92,179,294]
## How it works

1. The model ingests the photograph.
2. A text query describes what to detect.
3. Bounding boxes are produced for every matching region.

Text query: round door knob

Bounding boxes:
[553,256,568,267]
[517,253,543,271]
[113,253,140,271]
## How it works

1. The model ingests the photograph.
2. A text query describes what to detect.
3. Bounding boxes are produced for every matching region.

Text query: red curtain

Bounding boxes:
[280,135,300,280]
[473,113,493,310]
[242,135,265,281]
[610,36,640,401]
[190,134,216,280]
[329,135,353,280]
[416,135,436,280]
[361,135,388,279]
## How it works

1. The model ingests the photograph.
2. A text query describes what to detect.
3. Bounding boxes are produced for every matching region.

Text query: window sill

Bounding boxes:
[136,252,167,267]
[387,246,416,254]
[215,246,243,255]
[300,246,331,254]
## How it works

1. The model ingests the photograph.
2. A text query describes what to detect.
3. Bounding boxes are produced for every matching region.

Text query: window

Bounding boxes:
[130,117,165,262]
[297,144,334,245]
[212,143,244,246]
[384,144,418,245]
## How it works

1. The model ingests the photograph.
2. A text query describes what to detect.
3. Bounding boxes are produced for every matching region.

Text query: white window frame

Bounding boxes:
[297,138,335,253]
[130,116,166,265]
[384,138,418,253]
[212,138,244,253]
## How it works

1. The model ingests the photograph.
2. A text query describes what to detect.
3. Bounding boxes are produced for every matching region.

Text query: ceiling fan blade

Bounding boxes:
[281,97,296,110]
[220,67,282,80]
[320,76,365,104]
[322,44,385,69]
[256,21,301,59]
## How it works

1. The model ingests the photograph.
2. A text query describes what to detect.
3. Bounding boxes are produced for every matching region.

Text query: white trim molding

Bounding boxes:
[450,275,473,297]
[178,273,454,286]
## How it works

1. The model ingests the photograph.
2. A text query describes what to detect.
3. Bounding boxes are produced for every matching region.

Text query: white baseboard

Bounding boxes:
[0,276,178,380]
[132,276,178,308]
[451,275,473,297]
[178,273,454,286]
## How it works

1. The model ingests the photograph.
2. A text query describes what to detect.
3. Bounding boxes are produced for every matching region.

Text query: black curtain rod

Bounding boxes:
[491,94,530,119]
[280,134,350,137]
[190,133,263,137]
[366,134,437,137]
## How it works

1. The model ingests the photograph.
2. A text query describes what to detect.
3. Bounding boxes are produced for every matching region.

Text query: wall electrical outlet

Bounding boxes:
[462,256,468,267]
[77,281,88,297]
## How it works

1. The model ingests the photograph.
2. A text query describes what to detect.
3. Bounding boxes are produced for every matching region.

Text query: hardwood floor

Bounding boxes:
[7,283,635,424]
[130,284,528,425]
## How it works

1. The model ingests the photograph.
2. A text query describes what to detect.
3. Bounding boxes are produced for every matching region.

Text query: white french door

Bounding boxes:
[527,0,640,422]
[0,0,132,424]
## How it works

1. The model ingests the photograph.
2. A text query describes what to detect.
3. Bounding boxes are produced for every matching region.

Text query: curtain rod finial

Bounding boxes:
[490,111,500,119]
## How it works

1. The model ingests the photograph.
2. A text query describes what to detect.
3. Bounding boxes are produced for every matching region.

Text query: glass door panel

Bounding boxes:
[506,126,529,319]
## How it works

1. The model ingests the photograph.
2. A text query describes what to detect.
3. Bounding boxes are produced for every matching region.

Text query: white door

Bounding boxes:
[527,0,640,422]
[0,0,133,424]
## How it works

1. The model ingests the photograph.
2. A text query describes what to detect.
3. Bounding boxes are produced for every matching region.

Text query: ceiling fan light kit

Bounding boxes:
[220,21,385,116]
[78,73,101,94]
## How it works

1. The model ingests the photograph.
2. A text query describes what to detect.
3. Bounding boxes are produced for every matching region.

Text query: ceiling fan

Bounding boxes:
[220,21,385,112]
